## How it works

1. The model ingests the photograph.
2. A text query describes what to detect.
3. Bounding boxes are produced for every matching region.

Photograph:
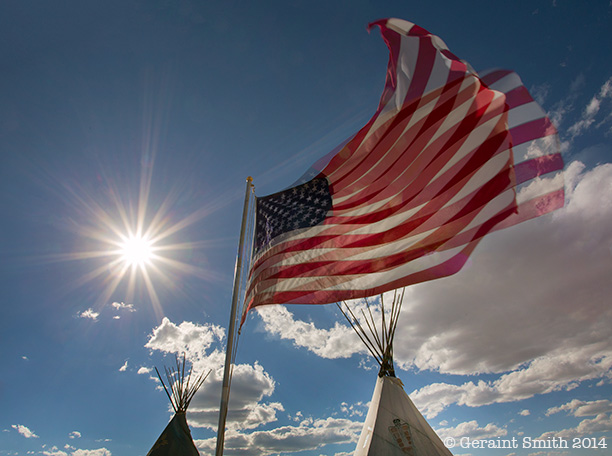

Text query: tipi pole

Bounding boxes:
[215,176,254,456]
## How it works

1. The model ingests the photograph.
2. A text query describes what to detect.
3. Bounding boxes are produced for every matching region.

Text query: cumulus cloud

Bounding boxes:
[69,431,81,439]
[145,317,282,431]
[255,161,612,420]
[118,361,128,372]
[145,317,225,365]
[195,416,362,456]
[257,306,363,359]
[538,413,612,440]
[188,362,283,431]
[391,161,611,417]
[137,366,152,375]
[394,164,612,377]
[435,420,507,441]
[411,341,612,419]
[546,399,612,417]
[11,424,38,438]
[79,309,99,321]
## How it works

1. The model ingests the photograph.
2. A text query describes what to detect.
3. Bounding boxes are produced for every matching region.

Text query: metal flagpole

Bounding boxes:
[215,176,254,456]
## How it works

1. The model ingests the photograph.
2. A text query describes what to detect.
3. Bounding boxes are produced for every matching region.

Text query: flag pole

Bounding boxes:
[215,176,253,456]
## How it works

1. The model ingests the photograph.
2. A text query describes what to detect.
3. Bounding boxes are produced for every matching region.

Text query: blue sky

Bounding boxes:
[1,1,611,456]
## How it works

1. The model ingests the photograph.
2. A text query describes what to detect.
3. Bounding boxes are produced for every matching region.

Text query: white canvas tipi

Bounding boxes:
[339,291,453,456]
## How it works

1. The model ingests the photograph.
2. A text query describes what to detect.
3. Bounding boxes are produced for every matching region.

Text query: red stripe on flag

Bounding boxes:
[480,69,513,87]
[510,117,557,146]
[504,85,534,109]
[241,19,564,324]
[514,153,564,184]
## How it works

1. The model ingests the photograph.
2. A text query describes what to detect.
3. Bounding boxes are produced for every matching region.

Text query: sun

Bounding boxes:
[119,234,154,268]
[47,160,221,320]
[42,103,226,319]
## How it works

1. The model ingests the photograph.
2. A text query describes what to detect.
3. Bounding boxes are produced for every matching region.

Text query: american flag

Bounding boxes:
[242,18,564,321]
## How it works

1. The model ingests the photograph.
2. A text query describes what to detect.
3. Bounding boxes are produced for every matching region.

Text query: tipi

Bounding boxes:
[147,355,209,456]
[339,290,453,456]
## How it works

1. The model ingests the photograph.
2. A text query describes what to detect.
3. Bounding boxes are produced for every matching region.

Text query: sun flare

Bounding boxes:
[48,158,221,320]
[119,234,154,267]
[44,97,227,320]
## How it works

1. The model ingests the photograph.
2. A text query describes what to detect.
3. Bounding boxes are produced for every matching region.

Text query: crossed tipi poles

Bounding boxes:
[339,290,454,456]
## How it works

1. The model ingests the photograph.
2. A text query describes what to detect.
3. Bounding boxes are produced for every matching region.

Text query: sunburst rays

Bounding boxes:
[40,148,230,320]
[31,74,242,320]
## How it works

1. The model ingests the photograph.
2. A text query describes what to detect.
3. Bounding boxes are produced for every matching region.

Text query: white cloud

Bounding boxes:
[195,416,362,456]
[145,317,225,364]
[410,342,612,419]
[585,97,601,117]
[392,161,611,417]
[256,305,363,359]
[118,361,128,372]
[145,317,282,431]
[38,445,109,456]
[566,76,612,139]
[435,420,507,441]
[538,413,612,439]
[188,362,283,431]
[519,409,531,416]
[111,301,135,312]
[69,431,81,439]
[600,77,612,98]
[530,83,550,107]
[137,366,152,375]
[546,74,584,128]
[570,73,586,93]
[42,447,67,456]
[255,161,612,421]
[79,309,99,321]
[546,399,612,417]
[515,169,563,204]
[71,450,111,456]
[394,163,612,377]
[544,74,612,149]
[11,424,38,439]
[518,133,559,161]
[340,401,367,418]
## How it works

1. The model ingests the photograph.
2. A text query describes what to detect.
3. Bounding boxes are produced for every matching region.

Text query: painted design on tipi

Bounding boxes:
[389,418,415,455]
